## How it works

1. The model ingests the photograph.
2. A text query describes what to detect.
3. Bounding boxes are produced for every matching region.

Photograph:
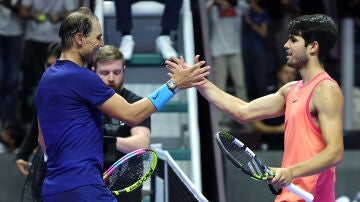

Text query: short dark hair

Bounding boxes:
[59,7,98,50]
[215,0,237,7]
[288,14,338,63]
[3,122,25,148]
[46,42,61,59]
[228,0,238,7]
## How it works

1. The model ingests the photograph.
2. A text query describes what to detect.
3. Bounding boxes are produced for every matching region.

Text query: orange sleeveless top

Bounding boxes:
[275,72,337,202]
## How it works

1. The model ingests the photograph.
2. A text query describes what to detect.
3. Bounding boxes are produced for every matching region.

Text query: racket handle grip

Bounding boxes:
[285,183,314,202]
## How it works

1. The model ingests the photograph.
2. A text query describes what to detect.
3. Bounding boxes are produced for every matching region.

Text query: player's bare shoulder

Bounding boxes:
[313,79,343,101]
[278,81,298,97]
[311,79,344,113]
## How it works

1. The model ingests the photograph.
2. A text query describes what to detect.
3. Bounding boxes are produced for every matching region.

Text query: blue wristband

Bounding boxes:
[147,83,174,111]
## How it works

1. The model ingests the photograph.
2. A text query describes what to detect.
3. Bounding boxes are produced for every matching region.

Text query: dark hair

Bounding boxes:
[228,0,238,7]
[288,14,338,63]
[46,42,61,58]
[215,0,238,7]
[3,122,25,148]
[59,7,98,50]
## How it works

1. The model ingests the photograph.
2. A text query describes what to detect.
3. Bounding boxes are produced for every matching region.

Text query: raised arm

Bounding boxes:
[166,55,289,123]
[99,57,210,126]
[195,80,286,123]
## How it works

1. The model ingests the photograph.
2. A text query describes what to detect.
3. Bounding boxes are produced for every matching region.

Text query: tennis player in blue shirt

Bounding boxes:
[35,7,209,202]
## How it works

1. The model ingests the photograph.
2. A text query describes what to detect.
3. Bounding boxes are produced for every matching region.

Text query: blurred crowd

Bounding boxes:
[0,0,91,154]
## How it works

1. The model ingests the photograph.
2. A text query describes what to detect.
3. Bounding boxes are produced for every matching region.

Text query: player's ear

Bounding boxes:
[309,41,319,56]
[74,33,83,46]
[91,66,95,72]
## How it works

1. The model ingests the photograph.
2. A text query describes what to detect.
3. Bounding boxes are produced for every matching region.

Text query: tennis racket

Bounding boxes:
[103,148,157,195]
[215,131,314,202]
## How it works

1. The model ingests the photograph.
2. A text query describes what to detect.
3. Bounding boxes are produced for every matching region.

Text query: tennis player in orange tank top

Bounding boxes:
[277,72,339,201]
[166,14,344,202]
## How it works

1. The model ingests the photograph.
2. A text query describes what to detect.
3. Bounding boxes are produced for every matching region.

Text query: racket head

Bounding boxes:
[103,148,157,195]
[215,131,274,181]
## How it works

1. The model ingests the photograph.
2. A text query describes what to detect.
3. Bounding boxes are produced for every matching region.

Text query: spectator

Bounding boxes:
[0,0,24,125]
[92,45,151,202]
[0,121,25,154]
[260,0,300,72]
[206,0,249,126]
[242,0,270,100]
[251,64,297,150]
[115,0,183,60]
[18,0,78,125]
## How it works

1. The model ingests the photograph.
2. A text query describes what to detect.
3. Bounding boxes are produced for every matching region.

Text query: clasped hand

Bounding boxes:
[165,55,210,89]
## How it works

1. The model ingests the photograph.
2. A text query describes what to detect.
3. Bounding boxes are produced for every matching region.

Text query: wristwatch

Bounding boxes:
[166,79,179,94]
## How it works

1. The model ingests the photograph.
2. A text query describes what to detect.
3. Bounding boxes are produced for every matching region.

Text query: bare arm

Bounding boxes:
[115,126,150,153]
[19,4,44,22]
[99,58,210,126]
[18,4,34,19]
[270,80,344,188]
[166,55,290,123]
[15,159,31,175]
[99,94,156,127]
[196,80,286,123]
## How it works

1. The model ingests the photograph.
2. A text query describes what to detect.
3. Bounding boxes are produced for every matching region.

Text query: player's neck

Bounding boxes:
[300,67,325,84]
[60,50,84,67]
[298,59,325,84]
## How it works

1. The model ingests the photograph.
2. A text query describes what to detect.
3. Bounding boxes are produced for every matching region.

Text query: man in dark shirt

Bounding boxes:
[93,45,151,202]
